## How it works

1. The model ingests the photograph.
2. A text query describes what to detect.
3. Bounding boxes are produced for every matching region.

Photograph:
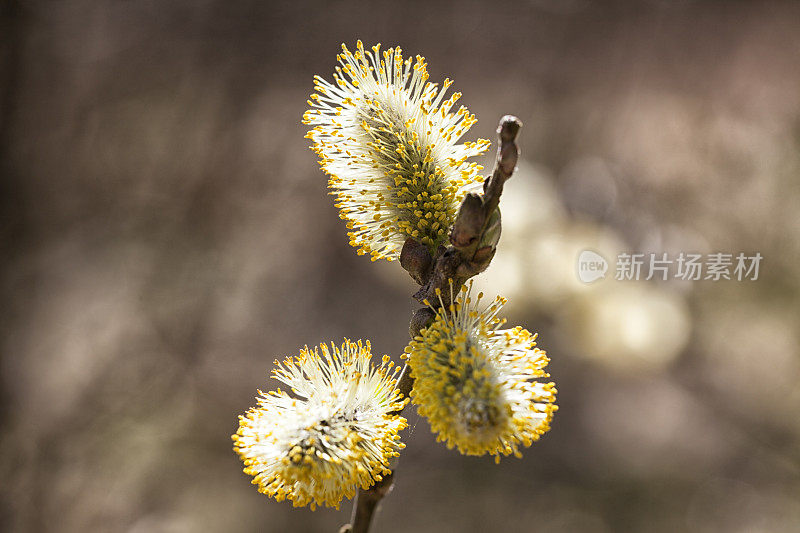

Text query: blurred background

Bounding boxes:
[2,1,800,531]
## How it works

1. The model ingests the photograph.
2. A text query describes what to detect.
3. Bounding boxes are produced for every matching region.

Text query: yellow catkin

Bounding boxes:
[233,340,408,509]
[405,283,557,460]
[304,41,491,260]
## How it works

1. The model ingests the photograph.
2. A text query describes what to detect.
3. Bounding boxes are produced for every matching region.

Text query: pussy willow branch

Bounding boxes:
[340,115,522,533]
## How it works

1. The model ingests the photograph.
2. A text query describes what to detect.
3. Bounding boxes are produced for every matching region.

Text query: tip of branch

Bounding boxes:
[498,115,522,143]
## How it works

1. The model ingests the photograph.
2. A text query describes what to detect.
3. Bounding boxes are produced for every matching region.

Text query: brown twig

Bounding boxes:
[413,115,521,307]
[340,115,522,533]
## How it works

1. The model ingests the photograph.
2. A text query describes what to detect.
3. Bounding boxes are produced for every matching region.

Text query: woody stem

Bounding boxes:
[341,115,521,533]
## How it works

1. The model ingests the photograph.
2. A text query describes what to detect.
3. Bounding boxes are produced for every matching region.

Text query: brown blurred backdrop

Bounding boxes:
[2,1,800,532]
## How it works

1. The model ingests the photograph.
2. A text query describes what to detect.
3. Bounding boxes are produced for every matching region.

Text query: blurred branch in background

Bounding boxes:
[0,0,23,442]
